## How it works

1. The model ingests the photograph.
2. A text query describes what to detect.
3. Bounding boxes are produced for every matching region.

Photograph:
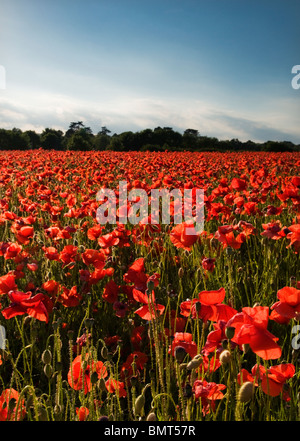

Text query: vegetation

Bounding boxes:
[0,123,299,152]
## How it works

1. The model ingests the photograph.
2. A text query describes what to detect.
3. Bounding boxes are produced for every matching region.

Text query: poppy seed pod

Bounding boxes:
[99,377,107,392]
[225,326,235,340]
[187,354,203,371]
[146,411,157,421]
[238,381,254,403]
[90,371,99,384]
[134,393,145,416]
[174,346,187,363]
[41,349,52,365]
[44,363,53,378]
[101,346,108,359]
[99,415,109,421]
[219,349,231,365]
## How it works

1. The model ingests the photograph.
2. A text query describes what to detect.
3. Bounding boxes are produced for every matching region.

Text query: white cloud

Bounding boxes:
[0,84,299,143]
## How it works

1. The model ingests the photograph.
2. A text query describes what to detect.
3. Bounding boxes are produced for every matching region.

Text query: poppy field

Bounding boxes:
[0,148,299,422]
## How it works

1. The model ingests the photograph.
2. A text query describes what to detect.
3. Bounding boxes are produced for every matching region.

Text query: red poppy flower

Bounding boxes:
[255,363,295,400]
[82,249,106,269]
[123,258,149,291]
[76,406,89,421]
[201,257,216,272]
[180,288,237,323]
[238,363,295,401]
[121,351,149,379]
[286,224,300,253]
[98,232,120,249]
[87,224,103,241]
[1,290,52,323]
[226,306,282,360]
[0,388,26,421]
[58,285,82,308]
[68,353,108,394]
[0,273,17,295]
[133,288,165,320]
[59,244,79,266]
[103,279,119,303]
[270,286,300,324]
[261,221,285,240]
[202,319,237,356]
[169,332,198,359]
[3,243,22,260]
[105,378,127,398]
[230,178,247,191]
[42,280,60,298]
[42,246,60,261]
[14,225,34,245]
[192,380,226,415]
[170,222,200,251]
[214,226,245,249]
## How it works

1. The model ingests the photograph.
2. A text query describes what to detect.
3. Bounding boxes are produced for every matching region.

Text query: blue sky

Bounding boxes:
[0,0,299,142]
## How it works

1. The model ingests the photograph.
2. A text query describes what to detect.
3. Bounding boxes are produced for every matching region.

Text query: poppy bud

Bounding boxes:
[178,267,184,278]
[183,382,193,398]
[99,377,107,392]
[242,343,250,354]
[131,375,138,387]
[222,340,228,349]
[238,381,254,403]
[187,354,203,371]
[219,349,231,365]
[38,406,49,421]
[99,415,109,421]
[44,363,53,378]
[90,371,99,384]
[134,393,145,416]
[146,411,157,421]
[41,349,52,365]
[225,326,235,340]
[174,346,187,363]
[101,346,108,359]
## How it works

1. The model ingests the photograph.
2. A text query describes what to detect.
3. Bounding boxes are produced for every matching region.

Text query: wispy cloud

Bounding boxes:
[1,87,299,143]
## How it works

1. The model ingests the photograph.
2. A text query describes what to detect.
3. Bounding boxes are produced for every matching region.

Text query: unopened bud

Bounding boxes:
[225,326,235,340]
[44,363,53,378]
[242,343,250,354]
[146,411,156,421]
[238,381,254,403]
[134,394,145,416]
[41,349,52,365]
[90,371,99,384]
[187,354,203,371]
[178,267,184,278]
[101,346,108,359]
[219,349,231,365]
[174,346,187,363]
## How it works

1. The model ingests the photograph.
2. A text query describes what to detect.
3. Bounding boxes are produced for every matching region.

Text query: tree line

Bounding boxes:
[0,122,299,152]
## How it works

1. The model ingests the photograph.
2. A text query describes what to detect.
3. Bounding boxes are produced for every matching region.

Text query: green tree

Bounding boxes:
[23,130,41,149]
[40,128,64,150]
